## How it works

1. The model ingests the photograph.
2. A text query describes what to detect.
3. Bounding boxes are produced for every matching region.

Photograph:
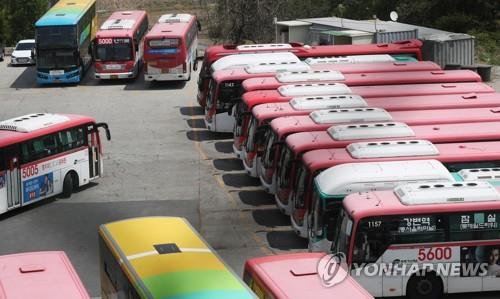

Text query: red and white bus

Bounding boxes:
[244,253,374,299]
[239,82,495,177]
[255,93,500,193]
[94,10,149,80]
[0,251,90,298]
[208,61,443,133]
[267,108,500,211]
[197,39,425,107]
[0,113,110,214]
[278,122,500,238]
[241,69,481,92]
[205,61,310,132]
[284,140,500,239]
[143,14,198,81]
[234,74,488,161]
[332,181,500,297]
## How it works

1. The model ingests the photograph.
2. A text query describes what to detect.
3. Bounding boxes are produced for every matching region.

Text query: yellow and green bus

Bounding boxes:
[98,216,256,299]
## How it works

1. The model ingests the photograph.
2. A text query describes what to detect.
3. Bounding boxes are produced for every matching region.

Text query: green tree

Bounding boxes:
[0,0,49,46]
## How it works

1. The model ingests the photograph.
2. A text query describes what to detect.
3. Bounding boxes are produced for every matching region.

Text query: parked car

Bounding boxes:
[11,39,36,65]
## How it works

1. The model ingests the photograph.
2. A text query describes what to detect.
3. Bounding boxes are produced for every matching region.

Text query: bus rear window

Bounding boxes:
[148,38,179,48]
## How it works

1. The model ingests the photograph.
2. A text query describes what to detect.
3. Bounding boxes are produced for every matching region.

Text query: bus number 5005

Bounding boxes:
[418,247,452,261]
[22,165,39,179]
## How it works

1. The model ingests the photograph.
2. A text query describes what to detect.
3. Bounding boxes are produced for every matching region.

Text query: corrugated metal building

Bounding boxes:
[275,16,475,67]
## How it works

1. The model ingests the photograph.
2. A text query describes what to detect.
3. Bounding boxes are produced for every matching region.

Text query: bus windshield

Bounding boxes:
[205,79,216,108]
[292,165,310,209]
[37,49,78,69]
[95,40,133,61]
[149,38,179,49]
[218,81,242,107]
[36,26,76,49]
[331,208,353,255]
[278,147,295,189]
[261,129,276,168]
[245,118,258,152]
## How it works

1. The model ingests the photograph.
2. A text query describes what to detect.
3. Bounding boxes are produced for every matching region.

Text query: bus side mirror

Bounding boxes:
[193,57,199,71]
[89,41,95,60]
[96,123,111,141]
[197,20,202,31]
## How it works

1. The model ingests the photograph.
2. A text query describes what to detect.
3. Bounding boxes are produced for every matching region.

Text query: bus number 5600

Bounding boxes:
[22,165,39,179]
[418,247,452,261]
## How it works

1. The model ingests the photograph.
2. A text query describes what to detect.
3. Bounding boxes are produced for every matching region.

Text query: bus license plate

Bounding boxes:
[110,75,118,79]
[50,70,64,76]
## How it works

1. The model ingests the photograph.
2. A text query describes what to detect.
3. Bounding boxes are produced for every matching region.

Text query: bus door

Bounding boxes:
[3,147,21,210]
[88,123,111,179]
[88,125,100,179]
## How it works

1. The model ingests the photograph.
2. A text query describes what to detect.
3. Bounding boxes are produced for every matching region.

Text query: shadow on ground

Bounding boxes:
[222,173,261,188]
[252,208,290,227]
[266,230,308,250]
[186,130,232,142]
[238,190,275,207]
[180,106,205,116]
[186,118,206,129]
[213,158,243,171]
[214,141,234,154]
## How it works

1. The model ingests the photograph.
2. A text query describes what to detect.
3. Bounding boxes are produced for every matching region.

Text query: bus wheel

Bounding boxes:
[406,271,442,299]
[62,172,76,198]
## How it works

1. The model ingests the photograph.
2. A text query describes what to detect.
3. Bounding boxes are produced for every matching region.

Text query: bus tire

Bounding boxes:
[62,172,77,198]
[406,271,442,299]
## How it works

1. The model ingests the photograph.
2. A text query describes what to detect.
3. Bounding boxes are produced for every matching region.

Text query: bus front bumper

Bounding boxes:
[37,69,80,84]
[96,71,135,79]
[145,72,189,81]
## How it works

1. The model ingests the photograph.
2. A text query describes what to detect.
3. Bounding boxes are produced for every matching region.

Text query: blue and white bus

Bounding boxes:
[35,0,96,84]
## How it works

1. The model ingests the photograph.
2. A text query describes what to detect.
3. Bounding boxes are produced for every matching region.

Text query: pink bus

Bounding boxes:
[242,69,480,92]
[250,105,500,182]
[331,182,500,297]
[0,251,90,298]
[244,253,374,299]
[234,82,495,162]
[253,93,500,191]
[207,61,445,132]
[279,122,500,238]
[284,140,500,239]
[94,10,149,79]
[197,39,425,107]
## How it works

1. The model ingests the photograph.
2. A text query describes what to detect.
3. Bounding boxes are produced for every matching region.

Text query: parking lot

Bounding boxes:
[0,61,498,298]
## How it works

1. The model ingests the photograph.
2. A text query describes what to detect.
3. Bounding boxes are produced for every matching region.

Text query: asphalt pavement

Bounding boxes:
[0,61,498,298]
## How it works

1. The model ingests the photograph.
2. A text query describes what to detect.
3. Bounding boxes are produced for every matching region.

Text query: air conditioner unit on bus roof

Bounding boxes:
[278,83,352,97]
[328,122,415,141]
[0,113,69,133]
[309,107,392,124]
[276,70,345,83]
[347,139,439,159]
[395,181,500,205]
[290,94,367,111]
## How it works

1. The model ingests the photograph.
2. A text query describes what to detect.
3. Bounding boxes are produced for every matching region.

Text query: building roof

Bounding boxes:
[275,20,311,27]
[296,17,469,40]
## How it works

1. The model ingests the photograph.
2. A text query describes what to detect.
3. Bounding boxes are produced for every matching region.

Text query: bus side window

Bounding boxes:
[58,127,85,151]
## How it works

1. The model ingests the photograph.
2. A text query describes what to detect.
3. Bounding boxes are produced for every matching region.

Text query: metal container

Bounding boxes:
[374,29,418,43]
[422,33,475,68]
